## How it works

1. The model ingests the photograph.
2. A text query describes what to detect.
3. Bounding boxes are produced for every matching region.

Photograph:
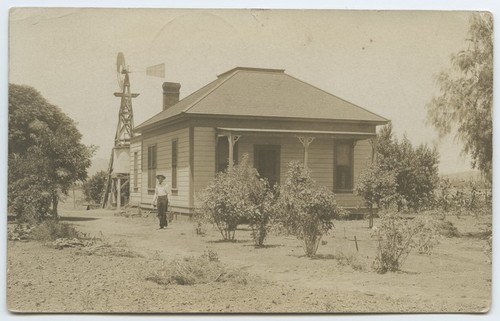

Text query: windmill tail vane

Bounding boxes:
[146,63,165,78]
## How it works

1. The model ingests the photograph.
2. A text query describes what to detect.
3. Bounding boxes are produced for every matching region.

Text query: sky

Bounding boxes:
[7,7,486,175]
[6,7,489,176]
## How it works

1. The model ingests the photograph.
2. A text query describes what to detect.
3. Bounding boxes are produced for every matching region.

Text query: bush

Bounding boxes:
[277,161,346,257]
[434,178,492,218]
[246,178,278,247]
[8,155,53,222]
[196,155,277,244]
[372,211,440,273]
[335,251,368,271]
[146,251,249,286]
[31,220,81,242]
[356,162,398,227]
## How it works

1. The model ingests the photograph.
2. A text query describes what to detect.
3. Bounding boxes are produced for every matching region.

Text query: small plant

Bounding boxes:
[372,211,440,273]
[277,161,346,257]
[31,220,81,242]
[335,251,367,271]
[146,251,249,286]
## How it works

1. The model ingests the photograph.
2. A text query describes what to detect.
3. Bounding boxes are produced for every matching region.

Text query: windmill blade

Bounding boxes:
[146,63,165,78]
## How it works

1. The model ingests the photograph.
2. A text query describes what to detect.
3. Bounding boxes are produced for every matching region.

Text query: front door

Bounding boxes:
[254,145,281,186]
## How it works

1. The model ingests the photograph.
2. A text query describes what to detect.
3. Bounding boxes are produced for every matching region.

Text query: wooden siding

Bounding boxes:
[237,136,372,209]
[129,139,142,206]
[193,127,217,207]
[140,127,190,212]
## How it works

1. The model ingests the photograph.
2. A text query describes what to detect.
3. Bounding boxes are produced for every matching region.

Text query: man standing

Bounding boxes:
[152,173,169,229]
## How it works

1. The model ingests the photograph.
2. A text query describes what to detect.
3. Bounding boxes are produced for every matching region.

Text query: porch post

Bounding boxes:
[370,137,378,164]
[227,134,241,169]
[297,136,315,167]
[116,177,121,210]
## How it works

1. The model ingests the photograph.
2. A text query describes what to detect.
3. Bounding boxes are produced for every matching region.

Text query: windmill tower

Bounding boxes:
[101,53,164,209]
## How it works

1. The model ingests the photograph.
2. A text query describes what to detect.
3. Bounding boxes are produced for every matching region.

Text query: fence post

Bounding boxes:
[354,235,359,252]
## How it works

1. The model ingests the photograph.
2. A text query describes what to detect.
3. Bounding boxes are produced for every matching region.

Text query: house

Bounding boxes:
[130,67,389,214]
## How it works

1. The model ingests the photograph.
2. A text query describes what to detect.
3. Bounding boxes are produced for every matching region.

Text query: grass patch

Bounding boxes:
[147,251,250,286]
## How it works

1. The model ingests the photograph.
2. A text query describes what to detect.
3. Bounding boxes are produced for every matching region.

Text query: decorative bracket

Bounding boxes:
[297,136,315,167]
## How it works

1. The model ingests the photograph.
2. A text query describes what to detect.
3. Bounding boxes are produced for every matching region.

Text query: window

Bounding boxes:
[334,141,353,191]
[147,145,157,189]
[133,152,138,190]
[171,139,178,189]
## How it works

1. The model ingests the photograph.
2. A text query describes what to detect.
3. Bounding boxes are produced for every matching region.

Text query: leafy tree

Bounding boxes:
[277,161,346,257]
[8,84,94,221]
[375,124,439,212]
[82,171,108,204]
[426,13,493,180]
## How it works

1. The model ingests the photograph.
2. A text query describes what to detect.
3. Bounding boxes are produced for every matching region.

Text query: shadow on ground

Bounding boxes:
[59,216,101,222]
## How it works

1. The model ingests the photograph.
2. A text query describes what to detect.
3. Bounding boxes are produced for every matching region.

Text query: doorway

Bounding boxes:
[254,145,281,186]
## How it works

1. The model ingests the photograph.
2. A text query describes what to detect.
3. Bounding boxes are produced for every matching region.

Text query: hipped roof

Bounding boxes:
[135,67,388,131]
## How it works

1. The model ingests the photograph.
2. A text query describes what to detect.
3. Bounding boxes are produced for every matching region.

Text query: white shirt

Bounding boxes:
[153,181,169,204]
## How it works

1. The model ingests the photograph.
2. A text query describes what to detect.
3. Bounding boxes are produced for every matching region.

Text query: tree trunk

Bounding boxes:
[369,206,374,229]
[52,193,59,221]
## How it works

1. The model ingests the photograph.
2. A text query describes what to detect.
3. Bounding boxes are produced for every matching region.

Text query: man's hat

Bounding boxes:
[156,173,166,179]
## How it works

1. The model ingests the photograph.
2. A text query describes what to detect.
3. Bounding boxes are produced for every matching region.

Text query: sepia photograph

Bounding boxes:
[3,1,495,317]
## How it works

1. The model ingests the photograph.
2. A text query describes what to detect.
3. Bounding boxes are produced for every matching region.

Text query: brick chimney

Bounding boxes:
[162,82,181,111]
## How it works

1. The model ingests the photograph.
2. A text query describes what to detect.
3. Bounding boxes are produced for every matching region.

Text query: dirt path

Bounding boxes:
[7,207,492,313]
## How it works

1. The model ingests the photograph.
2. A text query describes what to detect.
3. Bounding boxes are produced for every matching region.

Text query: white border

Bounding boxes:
[1,1,498,321]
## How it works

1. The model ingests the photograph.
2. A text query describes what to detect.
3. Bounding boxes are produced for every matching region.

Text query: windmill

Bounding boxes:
[101,53,165,209]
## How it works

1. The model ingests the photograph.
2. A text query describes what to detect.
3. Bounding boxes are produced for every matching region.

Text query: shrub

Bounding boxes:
[277,161,346,257]
[356,162,398,227]
[435,219,460,237]
[146,251,249,286]
[196,154,277,244]
[372,211,440,273]
[31,220,81,242]
[335,251,368,271]
[246,178,278,247]
[8,168,53,222]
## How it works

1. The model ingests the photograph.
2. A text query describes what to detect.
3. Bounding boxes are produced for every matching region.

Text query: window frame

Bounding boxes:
[333,140,354,193]
[171,139,178,190]
[133,151,138,191]
[147,144,157,191]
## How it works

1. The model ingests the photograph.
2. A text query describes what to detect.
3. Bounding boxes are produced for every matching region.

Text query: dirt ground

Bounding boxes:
[7,205,491,313]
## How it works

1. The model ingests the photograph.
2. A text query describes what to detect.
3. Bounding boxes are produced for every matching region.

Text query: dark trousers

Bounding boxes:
[157,196,168,228]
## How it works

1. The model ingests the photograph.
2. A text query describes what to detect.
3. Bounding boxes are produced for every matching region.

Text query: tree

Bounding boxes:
[277,161,346,257]
[356,162,398,228]
[426,13,493,180]
[82,171,108,205]
[8,84,94,221]
[375,124,440,212]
